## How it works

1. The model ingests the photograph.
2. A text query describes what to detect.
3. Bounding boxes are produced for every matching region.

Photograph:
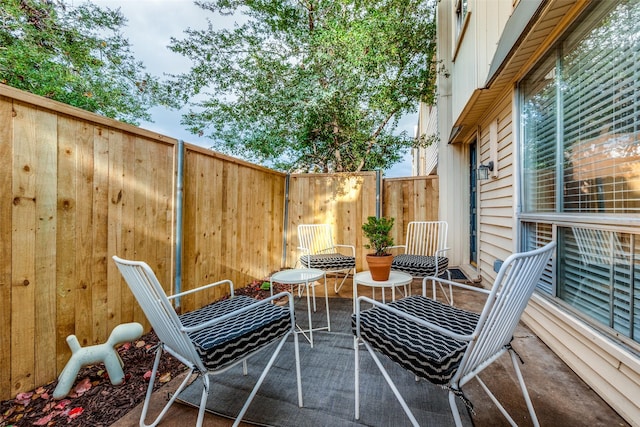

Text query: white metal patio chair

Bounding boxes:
[297,224,356,294]
[112,256,302,427]
[354,241,556,427]
[390,221,452,303]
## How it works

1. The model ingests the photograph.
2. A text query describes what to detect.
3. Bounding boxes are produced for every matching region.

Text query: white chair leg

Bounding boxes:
[475,375,518,427]
[510,349,540,427]
[448,390,464,427]
[323,276,331,332]
[354,337,360,420]
[362,341,420,427]
[140,345,197,427]
[196,374,210,427]
[233,333,292,426]
[334,268,354,294]
[294,331,303,407]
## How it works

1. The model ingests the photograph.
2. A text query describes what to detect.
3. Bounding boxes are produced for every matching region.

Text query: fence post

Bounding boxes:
[174,140,185,311]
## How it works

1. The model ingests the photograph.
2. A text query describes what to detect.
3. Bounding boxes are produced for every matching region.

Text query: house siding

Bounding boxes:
[478,95,517,283]
[433,0,640,423]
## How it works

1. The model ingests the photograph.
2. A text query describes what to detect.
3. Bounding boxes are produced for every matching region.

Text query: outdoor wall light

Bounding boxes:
[477,161,494,181]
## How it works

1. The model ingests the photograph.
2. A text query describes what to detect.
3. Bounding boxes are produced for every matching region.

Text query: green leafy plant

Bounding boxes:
[166,0,438,172]
[1,0,161,125]
[362,216,395,256]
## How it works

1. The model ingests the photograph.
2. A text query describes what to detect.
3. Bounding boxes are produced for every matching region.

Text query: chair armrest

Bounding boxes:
[167,279,235,300]
[316,246,336,254]
[421,276,490,297]
[333,244,356,256]
[435,247,450,257]
[354,295,472,342]
[387,245,406,254]
[180,291,295,333]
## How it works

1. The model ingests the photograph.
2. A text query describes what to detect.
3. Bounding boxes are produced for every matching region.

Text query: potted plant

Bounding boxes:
[362,216,395,281]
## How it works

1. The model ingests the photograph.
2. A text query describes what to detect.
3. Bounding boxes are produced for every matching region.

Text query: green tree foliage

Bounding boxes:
[0,0,159,125]
[167,0,437,172]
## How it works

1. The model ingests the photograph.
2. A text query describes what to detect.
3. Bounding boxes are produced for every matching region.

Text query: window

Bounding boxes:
[455,0,468,40]
[519,0,640,344]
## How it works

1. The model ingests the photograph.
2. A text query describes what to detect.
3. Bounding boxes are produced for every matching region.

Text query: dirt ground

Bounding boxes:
[0,280,286,427]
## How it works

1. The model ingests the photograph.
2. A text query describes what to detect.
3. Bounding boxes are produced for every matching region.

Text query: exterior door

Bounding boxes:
[469,140,478,266]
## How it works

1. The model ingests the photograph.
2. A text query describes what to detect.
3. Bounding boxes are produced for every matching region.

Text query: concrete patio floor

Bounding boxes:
[112,277,629,427]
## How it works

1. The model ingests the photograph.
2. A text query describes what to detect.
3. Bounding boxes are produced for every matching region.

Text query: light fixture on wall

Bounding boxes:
[477,161,494,181]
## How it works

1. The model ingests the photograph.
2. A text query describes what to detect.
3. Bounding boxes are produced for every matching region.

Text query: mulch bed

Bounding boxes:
[0,280,292,427]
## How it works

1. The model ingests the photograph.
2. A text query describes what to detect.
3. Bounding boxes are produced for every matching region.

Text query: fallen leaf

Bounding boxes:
[159,372,171,383]
[68,407,84,419]
[14,391,33,406]
[42,401,56,412]
[33,410,60,425]
[73,378,92,396]
[136,340,146,348]
[143,370,152,381]
[55,399,71,410]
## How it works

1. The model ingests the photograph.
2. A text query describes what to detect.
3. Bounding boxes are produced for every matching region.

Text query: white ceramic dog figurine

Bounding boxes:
[53,322,144,399]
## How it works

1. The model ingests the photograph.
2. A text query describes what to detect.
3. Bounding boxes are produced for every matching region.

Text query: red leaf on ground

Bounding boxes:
[55,399,71,410]
[143,370,152,381]
[73,378,92,396]
[14,392,33,406]
[33,410,60,425]
[68,407,84,419]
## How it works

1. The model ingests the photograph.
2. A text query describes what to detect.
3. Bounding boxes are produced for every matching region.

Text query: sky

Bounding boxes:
[88,0,416,177]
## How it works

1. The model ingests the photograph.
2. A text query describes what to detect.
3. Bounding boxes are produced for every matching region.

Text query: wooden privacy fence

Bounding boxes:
[0,85,438,400]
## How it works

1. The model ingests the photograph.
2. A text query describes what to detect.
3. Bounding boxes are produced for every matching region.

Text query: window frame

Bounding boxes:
[516,0,640,348]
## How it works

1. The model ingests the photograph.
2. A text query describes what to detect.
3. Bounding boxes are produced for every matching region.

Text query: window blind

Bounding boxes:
[519,0,640,344]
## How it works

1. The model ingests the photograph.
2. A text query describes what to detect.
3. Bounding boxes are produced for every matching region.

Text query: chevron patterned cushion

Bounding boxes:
[300,253,356,270]
[391,254,449,277]
[353,295,479,384]
[180,296,291,370]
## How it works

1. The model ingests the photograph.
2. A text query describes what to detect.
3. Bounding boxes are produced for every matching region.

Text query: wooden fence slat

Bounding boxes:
[0,96,14,398]
[75,120,94,347]
[56,116,78,373]
[34,108,58,386]
[92,126,110,345]
[120,133,137,325]
[107,129,124,332]
[11,102,37,394]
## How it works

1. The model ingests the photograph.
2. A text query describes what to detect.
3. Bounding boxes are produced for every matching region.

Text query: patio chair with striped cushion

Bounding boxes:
[112,256,303,427]
[297,224,356,294]
[390,221,452,303]
[354,241,556,427]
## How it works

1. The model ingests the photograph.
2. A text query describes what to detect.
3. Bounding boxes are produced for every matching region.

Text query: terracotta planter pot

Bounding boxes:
[366,254,394,281]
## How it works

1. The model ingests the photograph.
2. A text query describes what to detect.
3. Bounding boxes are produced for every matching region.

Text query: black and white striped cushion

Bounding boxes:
[180,296,291,370]
[300,253,356,270]
[391,254,449,277]
[353,295,479,384]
